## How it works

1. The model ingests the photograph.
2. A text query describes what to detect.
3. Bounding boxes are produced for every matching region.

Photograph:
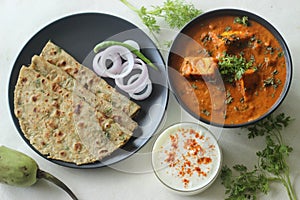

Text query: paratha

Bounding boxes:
[30,55,138,132]
[40,41,141,117]
[14,66,132,164]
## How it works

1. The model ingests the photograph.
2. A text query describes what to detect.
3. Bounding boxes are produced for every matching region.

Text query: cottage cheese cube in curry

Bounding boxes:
[237,69,260,102]
[208,30,254,56]
[180,57,217,79]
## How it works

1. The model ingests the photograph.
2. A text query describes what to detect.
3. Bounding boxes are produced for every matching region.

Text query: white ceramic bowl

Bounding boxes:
[151,122,222,195]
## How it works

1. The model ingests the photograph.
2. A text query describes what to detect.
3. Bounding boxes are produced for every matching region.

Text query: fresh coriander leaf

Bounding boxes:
[263,77,275,87]
[232,164,247,172]
[220,164,270,200]
[164,40,173,48]
[161,0,202,29]
[120,0,202,45]
[201,109,210,116]
[220,165,232,188]
[191,83,198,89]
[225,90,233,104]
[218,53,253,83]
[240,113,297,200]
[224,26,232,32]
[278,51,284,57]
[234,16,250,26]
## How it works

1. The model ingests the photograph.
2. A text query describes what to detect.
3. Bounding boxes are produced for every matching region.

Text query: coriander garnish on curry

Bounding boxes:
[168,11,290,126]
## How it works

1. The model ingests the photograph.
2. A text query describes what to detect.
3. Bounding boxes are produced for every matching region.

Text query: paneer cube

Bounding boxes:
[238,69,260,101]
[180,57,217,79]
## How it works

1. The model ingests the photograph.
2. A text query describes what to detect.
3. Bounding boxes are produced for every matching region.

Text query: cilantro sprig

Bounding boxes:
[218,53,253,83]
[221,113,297,200]
[221,165,270,199]
[234,16,250,26]
[120,0,202,44]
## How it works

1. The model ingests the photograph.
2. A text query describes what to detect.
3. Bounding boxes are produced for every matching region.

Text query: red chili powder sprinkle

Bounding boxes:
[199,134,205,140]
[197,157,212,164]
[189,128,196,135]
[184,139,205,155]
[179,170,185,177]
[164,128,214,188]
[189,129,205,140]
[170,134,179,149]
[184,160,191,167]
[194,166,207,177]
[165,151,176,166]
[183,178,190,187]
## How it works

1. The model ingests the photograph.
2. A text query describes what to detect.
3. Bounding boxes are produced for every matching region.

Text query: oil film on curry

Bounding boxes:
[168,10,291,127]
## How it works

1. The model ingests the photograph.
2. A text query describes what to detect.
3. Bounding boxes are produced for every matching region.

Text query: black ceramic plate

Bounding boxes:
[8,13,168,168]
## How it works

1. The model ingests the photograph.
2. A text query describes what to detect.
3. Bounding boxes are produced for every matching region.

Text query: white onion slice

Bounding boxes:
[126,74,149,93]
[128,76,152,100]
[115,60,149,93]
[99,45,134,78]
[92,42,152,100]
[93,51,122,77]
[129,83,152,100]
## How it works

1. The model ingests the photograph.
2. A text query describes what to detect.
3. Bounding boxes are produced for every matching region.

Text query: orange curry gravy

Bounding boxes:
[169,15,286,125]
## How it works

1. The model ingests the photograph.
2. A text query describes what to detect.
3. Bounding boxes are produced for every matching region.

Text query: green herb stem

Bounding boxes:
[120,0,139,12]
[120,0,202,47]
[266,171,296,200]
[222,113,297,200]
[275,127,284,144]
[284,170,297,200]
[279,175,293,200]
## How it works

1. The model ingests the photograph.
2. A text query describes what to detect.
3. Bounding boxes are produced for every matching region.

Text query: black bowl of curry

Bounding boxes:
[167,9,292,128]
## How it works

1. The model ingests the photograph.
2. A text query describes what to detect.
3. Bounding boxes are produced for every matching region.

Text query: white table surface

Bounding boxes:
[1,0,300,199]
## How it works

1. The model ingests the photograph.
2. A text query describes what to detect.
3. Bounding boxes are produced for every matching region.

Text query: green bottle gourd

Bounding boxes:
[0,146,78,200]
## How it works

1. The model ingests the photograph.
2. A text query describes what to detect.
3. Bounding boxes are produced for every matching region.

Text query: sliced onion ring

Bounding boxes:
[93,51,122,77]
[115,60,149,93]
[126,74,149,93]
[128,76,152,100]
[99,45,134,78]
[92,42,153,100]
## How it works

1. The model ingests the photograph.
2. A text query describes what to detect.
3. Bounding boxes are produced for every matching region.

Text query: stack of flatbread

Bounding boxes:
[14,41,140,165]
